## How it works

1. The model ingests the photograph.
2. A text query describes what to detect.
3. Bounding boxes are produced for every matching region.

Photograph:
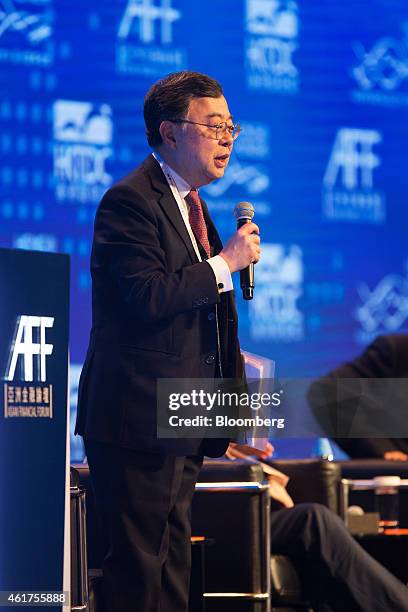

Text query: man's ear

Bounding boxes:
[159,120,177,149]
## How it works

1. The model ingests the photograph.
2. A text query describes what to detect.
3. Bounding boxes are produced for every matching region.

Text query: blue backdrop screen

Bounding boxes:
[1,0,407,458]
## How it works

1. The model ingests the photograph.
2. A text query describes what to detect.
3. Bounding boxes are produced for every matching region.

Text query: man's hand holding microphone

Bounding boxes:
[219,202,260,300]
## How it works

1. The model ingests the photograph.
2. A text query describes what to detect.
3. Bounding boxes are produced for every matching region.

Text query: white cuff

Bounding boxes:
[206,255,233,293]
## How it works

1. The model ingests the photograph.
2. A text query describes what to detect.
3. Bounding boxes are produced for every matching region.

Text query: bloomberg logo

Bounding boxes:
[351,23,408,108]
[0,0,54,66]
[355,266,408,345]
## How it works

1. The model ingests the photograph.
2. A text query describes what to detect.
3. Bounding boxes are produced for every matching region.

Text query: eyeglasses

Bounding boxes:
[170,119,241,141]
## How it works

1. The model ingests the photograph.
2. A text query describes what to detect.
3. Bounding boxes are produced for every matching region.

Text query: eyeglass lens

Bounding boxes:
[216,122,240,140]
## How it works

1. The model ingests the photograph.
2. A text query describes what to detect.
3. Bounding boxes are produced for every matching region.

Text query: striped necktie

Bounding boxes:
[185,189,211,259]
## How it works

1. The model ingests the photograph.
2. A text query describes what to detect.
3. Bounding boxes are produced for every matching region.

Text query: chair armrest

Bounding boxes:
[267,459,341,513]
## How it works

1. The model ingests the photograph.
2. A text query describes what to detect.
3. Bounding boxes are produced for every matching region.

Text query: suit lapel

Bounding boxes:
[142,155,224,263]
[142,160,241,375]
[143,155,199,265]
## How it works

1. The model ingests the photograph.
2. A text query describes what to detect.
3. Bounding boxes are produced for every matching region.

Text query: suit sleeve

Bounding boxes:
[325,335,394,378]
[93,185,221,323]
[308,335,401,457]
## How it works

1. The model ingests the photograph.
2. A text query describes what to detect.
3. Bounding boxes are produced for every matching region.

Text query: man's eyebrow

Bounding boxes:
[205,113,233,121]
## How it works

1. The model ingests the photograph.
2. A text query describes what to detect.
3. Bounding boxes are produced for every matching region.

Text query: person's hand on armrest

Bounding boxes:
[226,442,294,507]
[384,451,408,461]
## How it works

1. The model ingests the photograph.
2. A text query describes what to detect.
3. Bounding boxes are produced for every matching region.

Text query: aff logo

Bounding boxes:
[53,100,113,204]
[118,0,181,44]
[351,23,408,107]
[116,0,185,76]
[248,244,304,341]
[0,0,53,65]
[5,316,54,383]
[324,128,381,191]
[322,128,385,224]
[355,267,408,345]
[245,0,299,94]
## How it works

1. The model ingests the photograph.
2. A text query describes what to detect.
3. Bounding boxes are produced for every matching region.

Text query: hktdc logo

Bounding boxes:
[249,244,304,341]
[53,100,113,204]
[245,0,299,94]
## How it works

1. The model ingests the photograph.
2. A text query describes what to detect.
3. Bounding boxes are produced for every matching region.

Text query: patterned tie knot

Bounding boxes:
[186,189,211,259]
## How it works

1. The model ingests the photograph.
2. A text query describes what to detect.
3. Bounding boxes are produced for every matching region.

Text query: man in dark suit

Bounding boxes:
[75,71,262,611]
[310,334,408,459]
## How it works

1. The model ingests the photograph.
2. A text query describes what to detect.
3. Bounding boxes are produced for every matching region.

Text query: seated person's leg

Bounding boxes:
[271,503,408,612]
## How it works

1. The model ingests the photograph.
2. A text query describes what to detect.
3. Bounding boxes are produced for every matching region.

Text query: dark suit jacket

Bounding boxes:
[310,334,408,458]
[75,155,243,456]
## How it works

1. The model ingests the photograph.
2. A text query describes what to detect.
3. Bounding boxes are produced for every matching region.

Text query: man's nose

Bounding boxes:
[220,129,234,146]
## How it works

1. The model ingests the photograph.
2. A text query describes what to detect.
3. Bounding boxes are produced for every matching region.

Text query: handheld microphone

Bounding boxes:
[233,201,255,300]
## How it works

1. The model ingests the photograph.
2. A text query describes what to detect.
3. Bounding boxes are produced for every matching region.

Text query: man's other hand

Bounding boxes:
[226,441,274,461]
[219,223,260,273]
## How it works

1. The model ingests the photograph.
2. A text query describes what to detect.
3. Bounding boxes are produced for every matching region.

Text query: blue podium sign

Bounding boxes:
[0,249,70,611]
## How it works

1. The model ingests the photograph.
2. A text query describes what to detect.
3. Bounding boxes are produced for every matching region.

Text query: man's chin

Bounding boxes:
[210,166,227,180]
[199,165,227,186]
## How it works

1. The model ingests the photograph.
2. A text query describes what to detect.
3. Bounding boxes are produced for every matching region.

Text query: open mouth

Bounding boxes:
[214,154,229,166]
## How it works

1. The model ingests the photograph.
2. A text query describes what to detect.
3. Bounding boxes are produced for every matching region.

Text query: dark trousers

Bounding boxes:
[84,439,203,612]
[271,503,408,612]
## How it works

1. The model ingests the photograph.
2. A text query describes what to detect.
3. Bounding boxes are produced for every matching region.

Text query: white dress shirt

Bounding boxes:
[152,152,233,293]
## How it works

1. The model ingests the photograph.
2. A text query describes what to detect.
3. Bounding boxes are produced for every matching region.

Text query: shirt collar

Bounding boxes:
[152,152,192,198]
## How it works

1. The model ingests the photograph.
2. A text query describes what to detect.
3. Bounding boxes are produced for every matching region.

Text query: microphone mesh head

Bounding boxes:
[234,201,255,221]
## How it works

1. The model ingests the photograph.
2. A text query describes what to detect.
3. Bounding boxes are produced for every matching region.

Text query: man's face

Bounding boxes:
[172,95,234,187]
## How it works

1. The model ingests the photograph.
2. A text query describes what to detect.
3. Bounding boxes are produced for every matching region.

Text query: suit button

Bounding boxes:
[205,354,216,365]
[208,312,215,321]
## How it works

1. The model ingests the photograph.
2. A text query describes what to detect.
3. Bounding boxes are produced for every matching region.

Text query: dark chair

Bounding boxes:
[267,459,341,611]
[268,459,340,513]
[193,459,271,611]
[70,467,89,611]
[192,458,341,611]
[72,458,341,612]
[336,459,408,584]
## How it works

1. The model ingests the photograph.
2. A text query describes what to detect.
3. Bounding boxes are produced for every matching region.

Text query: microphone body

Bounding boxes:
[234,202,255,301]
